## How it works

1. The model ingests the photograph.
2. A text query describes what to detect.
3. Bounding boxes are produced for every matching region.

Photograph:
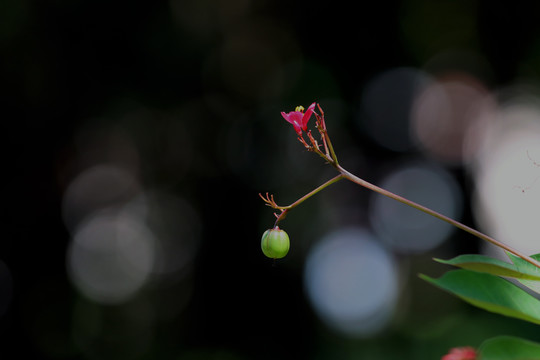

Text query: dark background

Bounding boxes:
[3,0,540,359]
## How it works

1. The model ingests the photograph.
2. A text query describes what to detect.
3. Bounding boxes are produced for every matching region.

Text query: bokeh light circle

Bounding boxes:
[411,73,491,164]
[472,101,540,256]
[304,227,398,337]
[370,162,462,254]
[67,211,155,304]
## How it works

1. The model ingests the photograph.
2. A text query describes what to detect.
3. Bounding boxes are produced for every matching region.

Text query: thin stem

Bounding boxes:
[273,174,344,227]
[307,131,329,162]
[320,127,330,158]
[299,133,333,164]
[324,131,339,166]
[336,165,540,269]
[315,105,338,166]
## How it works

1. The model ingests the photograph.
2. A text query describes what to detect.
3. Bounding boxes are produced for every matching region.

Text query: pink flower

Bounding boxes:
[281,102,316,135]
[442,347,477,360]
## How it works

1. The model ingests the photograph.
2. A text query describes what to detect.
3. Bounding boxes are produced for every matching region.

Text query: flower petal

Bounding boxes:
[282,111,305,135]
[292,123,302,135]
[300,102,317,131]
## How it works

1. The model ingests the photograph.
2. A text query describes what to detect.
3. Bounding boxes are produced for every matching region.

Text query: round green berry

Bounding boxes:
[261,227,290,259]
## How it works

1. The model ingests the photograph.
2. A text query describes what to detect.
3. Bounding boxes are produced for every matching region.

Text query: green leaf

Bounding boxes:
[435,254,540,280]
[507,253,540,295]
[420,270,540,325]
[479,336,540,360]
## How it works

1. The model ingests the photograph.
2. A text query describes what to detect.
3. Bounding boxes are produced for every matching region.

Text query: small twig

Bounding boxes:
[307,130,320,150]
[314,105,339,166]
[298,135,311,150]
[259,174,345,227]
[315,117,330,158]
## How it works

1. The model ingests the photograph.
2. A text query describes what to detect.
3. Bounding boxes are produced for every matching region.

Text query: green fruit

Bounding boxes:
[261,227,290,259]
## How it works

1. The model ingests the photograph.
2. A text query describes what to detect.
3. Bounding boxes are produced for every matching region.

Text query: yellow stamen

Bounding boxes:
[295,105,305,113]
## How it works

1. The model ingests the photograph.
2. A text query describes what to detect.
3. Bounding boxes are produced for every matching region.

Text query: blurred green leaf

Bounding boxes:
[479,336,540,359]
[435,254,540,280]
[420,270,540,325]
[507,253,540,295]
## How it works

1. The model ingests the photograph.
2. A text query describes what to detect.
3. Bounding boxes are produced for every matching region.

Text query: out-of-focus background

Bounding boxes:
[4,0,540,358]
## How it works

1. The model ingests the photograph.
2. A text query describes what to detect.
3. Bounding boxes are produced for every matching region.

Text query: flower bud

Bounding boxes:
[261,227,290,259]
[442,347,477,360]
